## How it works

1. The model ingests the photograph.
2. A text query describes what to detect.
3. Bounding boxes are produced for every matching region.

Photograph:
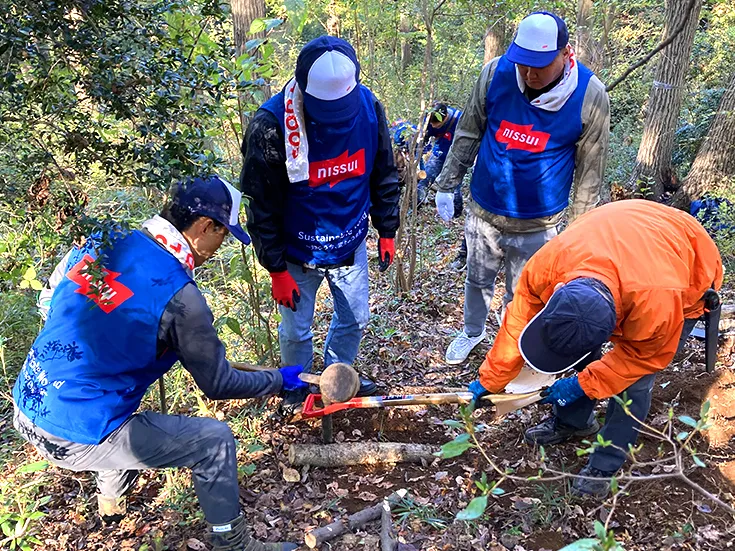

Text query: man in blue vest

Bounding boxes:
[12,176,303,551]
[417,103,463,213]
[240,36,400,408]
[435,12,610,365]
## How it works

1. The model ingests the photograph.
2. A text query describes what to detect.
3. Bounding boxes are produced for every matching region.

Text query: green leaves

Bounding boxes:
[19,267,42,291]
[558,539,603,550]
[248,18,284,35]
[678,415,698,428]
[16,460,49,474]
[437,433,473,459]
[456,495,487,521]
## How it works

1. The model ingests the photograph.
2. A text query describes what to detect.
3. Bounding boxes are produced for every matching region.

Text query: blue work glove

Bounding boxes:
[278,365,308,392]
[468,379,493,408]
[540,376,586,407]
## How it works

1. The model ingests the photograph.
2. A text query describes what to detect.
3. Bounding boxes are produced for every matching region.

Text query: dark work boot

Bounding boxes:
[524,417,600,446]
[571,465,616,498]
[208,514,298,551]
[98,495,127,525]
[356,376,378,396]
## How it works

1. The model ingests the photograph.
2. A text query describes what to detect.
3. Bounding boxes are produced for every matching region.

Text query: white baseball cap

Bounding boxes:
[506,12,569,68]
[295,36,361,124]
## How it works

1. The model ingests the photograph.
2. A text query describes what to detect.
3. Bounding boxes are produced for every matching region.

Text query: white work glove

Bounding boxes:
[435,191,454,222]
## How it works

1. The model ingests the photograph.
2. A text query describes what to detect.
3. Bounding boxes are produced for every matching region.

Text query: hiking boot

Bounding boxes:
[524,417,600,446]
[572,465,616,498]
[208,514,298,551]
[278,386,309,417]
[449,250,467,271]
[356,376,378,396]
[98,495,127,525]
[445,330,486,365]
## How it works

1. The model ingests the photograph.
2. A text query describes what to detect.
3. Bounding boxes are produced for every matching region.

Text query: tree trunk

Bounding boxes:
[575,0,601,71]
[231,0,270,126]
[232,0,265,58]
[326,0,341,37]
[672,72,735,209]
[399,13,412,71]
[627,0,702,200]
[483,19,505,65]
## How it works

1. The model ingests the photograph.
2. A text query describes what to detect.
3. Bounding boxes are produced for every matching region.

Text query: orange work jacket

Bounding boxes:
[479,199,723,399]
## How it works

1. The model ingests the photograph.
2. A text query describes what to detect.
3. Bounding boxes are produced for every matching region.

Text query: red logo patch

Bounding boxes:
[309,150,366,188]
[66,255,133,314]
[495,120,551,153]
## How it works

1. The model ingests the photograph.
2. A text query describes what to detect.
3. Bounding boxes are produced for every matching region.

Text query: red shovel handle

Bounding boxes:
[302,394,369,418]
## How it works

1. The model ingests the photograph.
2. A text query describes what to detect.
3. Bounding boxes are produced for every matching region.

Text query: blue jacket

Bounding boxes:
[13,231,192,444]
[426,107,461,160]
[471,56,593,219]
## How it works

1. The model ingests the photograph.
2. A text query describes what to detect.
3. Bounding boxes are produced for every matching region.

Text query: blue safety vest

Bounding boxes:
[261,85,378,265]
[13,231,192,444]
[471,56,593,219]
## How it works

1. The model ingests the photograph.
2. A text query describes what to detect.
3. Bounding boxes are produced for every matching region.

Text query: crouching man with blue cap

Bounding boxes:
[12,176,303,550]
[468,200,722,498]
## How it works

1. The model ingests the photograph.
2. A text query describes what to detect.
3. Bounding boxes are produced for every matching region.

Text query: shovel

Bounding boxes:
[301,390,544,419]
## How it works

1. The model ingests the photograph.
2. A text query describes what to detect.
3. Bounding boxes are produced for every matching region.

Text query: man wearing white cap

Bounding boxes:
[240,36,400,407]
[435,12,610,365]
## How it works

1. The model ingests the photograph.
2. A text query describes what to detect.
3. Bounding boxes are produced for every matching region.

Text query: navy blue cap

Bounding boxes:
[506,12,569,68]
[171,175,251,245]
[519,279,616,374]
[295,36,361,124]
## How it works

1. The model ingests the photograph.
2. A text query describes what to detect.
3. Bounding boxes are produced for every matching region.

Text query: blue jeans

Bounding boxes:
[555,318,698,472]
[278,240,369,373]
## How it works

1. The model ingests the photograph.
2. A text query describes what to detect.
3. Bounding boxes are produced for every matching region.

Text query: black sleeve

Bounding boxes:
[158,283,283,400]
[239,109,289,273]
[369,98,401,238]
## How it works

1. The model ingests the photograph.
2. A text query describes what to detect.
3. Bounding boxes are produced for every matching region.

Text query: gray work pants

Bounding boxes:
[13,407,239,524]
[555,318,699,472]
[464,210,557,337]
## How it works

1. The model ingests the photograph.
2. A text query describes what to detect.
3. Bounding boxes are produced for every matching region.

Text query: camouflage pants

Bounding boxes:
[463,210,557,337]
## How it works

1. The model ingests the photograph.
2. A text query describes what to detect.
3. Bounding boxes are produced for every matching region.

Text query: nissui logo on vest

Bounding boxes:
[66,255,134,314]
[308,149,366,188]
[495,120,551,153]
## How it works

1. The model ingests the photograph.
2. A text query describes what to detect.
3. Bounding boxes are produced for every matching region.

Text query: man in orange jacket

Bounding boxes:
[468,200,723,497]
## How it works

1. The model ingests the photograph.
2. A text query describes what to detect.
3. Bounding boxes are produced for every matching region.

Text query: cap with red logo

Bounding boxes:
[171,176,251,245]
[295,36,361,124]
[506,12,569,69]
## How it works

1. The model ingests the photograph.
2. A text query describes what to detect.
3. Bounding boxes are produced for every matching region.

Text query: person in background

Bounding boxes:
[435,12,610,365]
[468,200,722,497]
[14,176,303,551]
[240,36,401,409]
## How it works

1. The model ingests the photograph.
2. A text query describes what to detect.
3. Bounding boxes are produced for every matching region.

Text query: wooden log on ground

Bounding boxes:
[304,490,406,549]
[289,442,437,467]
[381,498,397,551]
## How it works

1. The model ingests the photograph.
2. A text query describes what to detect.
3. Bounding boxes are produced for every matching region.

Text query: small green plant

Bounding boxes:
[18,268,42,292]
[0,461,51,551]
[392,494,447,530]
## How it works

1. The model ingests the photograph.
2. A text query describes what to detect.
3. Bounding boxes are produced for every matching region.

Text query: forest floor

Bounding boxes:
[2,207,735,551]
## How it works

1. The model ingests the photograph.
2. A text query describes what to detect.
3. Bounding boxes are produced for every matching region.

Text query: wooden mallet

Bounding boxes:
[298,362,361,404]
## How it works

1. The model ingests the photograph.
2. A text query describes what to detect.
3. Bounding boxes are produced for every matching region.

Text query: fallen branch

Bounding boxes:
[304,490,407,549]
[289,442,437,467]
[381,498,397,551]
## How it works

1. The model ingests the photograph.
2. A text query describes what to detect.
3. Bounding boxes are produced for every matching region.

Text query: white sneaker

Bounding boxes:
[445,330,487,365]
